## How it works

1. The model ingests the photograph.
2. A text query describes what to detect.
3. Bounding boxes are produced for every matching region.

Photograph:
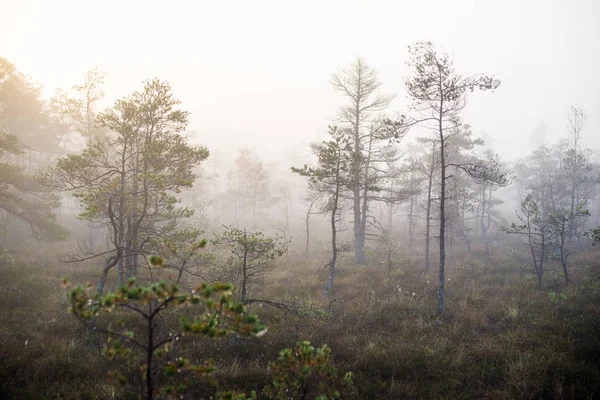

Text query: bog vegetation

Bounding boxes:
[1,40,600,399]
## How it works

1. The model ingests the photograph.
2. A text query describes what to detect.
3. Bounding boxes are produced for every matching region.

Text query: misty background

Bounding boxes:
[3,0,599,166]
[3,1,600,399]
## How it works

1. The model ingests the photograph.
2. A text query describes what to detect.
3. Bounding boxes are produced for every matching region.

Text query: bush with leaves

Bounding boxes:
[64,256,266,400]
[503,194,551,289]
[212,226,287,304]
[591,227,600,245]
[262,341,354,400]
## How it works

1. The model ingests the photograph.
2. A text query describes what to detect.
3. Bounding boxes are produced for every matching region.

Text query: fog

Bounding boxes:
[3,0,599,165]
[2,1,600,399]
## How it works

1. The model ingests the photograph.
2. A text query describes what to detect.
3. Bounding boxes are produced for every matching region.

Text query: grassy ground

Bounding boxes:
[1,244,599,399]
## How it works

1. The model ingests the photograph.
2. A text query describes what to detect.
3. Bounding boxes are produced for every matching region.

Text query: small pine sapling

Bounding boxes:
[63,255,266,400]
[263,341,354,400]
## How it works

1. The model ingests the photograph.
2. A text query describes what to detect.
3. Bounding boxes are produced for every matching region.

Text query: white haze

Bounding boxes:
[2,0,599,167]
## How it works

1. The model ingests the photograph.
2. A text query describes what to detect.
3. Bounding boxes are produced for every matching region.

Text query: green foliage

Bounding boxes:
[64,269,265,399]
[217,341,353,400]
[213,227,286,261]
[503,194,549,287]
[292,125,351,295]
[590,227,600,245]
[0,131,68,240]
[263,341,353,400]
[548,292,568,304]
[212,226,287,302]
[45,79,209,287]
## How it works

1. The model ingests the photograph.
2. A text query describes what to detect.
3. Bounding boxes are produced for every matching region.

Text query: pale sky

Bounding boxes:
[2,0,599,166]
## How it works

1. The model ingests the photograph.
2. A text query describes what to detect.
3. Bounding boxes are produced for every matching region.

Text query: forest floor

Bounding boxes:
[1,244,600,399]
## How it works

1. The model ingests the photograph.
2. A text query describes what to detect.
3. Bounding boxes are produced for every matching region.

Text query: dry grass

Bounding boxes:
[1,244,600,399]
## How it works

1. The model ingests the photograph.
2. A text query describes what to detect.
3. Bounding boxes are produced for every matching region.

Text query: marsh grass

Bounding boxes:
[1,245,599,399]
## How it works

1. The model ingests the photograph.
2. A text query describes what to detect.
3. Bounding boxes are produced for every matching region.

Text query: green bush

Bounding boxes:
[64,272,265,399]
[262,341,354,400]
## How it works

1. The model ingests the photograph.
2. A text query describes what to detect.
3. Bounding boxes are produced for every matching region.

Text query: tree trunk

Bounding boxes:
[97,264,110,295]
[437,108,446,315]
[424,152,434,275]
[561,257,570,288]
[325,164,341,297]
[358,133,374,265]
[146,309,154,400]
[241,233,248,304]
[408,188,415,248]
[305,210,310,257]
[125,217,133,280]
[480,183,487,242]
[353,186,364,264]
[117,257,124,287]
[97,249,122,295]
[353,83,365,265]
[538,229,546,290]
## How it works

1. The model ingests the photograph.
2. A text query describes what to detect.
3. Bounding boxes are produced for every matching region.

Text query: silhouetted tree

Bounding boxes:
[45,79,208,292]
[403,41,501,313]
[212,226,286,304]
[331,58,395,264]
[293,126,352,296]
[504,195,551,290]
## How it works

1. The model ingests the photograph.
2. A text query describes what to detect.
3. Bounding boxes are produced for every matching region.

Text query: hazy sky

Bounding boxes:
[2,0,599,165]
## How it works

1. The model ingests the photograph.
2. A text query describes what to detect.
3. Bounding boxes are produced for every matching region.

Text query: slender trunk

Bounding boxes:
[560,223,570,287]
[176,260,187,284]
[97,265,110,295]
[305,200,314,257]
[305,211,310,257]
[131,144,139,281]
[353,187,363,263]
[358,133,374,265]
[561,255,570,287]
[97,249,122,295]
[353,78,364,265]
[525,213,542,290]
[539,228,546,290]
[241,233,248,304]
[325,160,341,297]
[117,144,127,286]
[480,184,487,241]
[408,187,415,248]
[126,217,133,279]
[117,258,124,287]
[569,183,576,242]
[437,104,446,314]
[146,307,154,400]
[424,152,434,275]
[484,187,493,264]
[447,220,453,264]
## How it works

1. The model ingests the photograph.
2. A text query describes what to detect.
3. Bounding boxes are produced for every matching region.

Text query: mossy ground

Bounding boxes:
[1,244,599,399]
